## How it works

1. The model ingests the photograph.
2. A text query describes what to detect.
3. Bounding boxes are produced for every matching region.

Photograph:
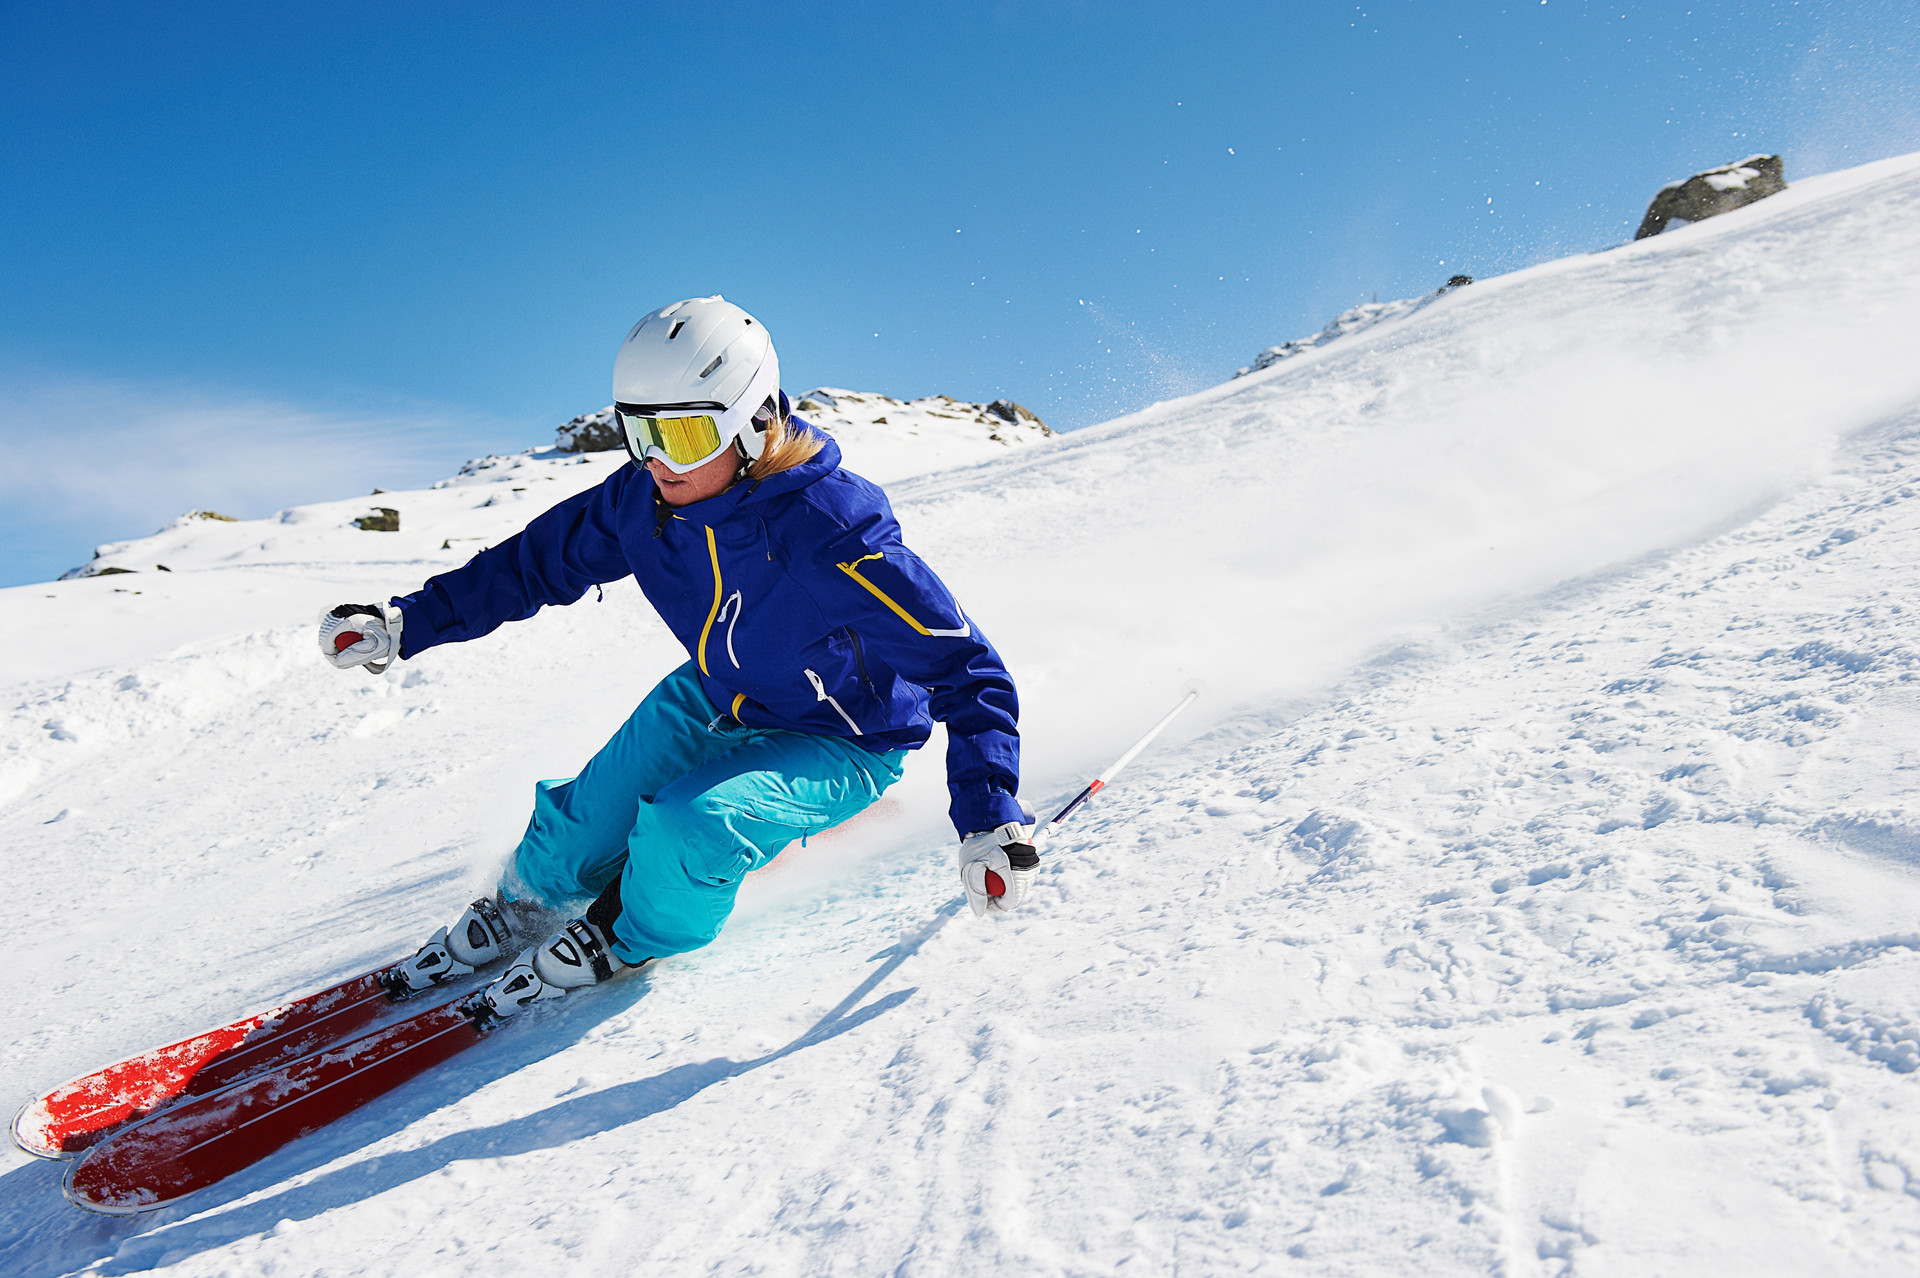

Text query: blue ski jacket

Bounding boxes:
[390,426,1023,838]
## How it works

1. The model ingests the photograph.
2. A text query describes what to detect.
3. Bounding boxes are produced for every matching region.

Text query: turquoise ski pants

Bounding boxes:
[506,662,906,963]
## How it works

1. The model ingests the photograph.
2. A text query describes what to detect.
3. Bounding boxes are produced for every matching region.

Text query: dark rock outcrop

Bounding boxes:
[985,400,1042,426]
[353,508,400,532]
[555,407,622,453]
[59,562,138,580]
[1635,155,1786,240]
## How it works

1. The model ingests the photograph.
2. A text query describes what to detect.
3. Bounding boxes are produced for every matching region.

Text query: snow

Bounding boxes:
[790,387,1055,477]
[1701,155,1776,193]
[1231,280,1467,378]
[4,149,1920,1273]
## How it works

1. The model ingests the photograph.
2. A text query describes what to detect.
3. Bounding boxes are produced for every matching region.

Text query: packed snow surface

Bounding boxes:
[4,151,1920,1275]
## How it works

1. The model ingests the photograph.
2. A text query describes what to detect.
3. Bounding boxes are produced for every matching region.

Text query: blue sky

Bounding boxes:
[3,0,1917,586]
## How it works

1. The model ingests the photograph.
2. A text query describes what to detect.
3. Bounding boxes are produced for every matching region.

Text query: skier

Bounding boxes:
[317,296,1037,1023]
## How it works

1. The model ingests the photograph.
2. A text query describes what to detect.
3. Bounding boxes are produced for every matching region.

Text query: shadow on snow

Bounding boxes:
[0,899,959,1278]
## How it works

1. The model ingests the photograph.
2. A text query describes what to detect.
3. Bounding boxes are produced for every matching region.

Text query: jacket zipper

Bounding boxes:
[845,626,877,695]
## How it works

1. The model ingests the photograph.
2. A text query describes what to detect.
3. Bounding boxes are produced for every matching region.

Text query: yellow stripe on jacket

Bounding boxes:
[697,526,723,675]
[835,553,970,638]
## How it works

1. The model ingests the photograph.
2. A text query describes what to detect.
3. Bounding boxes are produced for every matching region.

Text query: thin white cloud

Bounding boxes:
[0,366,521,583]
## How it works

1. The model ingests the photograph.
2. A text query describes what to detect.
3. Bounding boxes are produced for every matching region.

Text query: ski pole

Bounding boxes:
[1033,679,1205,845]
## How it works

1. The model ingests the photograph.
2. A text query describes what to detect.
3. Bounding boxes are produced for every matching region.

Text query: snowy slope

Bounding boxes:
[1232,276,1470,378]
[3,151,1920,1275]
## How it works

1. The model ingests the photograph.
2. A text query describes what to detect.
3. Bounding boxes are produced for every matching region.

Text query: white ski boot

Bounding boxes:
[382,896,551,999]
[463,918,630,1029]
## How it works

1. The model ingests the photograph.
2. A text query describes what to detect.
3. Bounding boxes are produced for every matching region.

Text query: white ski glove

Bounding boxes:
[958,801,1040,916]
[317,602,401,674]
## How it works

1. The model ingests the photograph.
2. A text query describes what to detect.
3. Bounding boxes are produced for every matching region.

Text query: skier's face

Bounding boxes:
[647,447,739,506]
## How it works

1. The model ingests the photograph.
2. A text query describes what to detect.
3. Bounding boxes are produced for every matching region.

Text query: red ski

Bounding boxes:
[65,994,488,1215]
[16,898,521,1161]
[11,970,415,1160]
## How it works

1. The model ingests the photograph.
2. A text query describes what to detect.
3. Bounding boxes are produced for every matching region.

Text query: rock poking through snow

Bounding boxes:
[1636,153,1787,239]
[554,407,621,454]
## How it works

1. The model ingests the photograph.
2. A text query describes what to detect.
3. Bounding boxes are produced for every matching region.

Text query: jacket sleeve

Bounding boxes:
[809,522,1024,839]
[390,472,635,657]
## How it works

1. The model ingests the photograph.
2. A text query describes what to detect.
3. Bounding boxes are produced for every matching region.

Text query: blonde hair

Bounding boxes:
[746,411,826,482]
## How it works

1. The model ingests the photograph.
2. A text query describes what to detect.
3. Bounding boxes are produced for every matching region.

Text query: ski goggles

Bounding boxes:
[617,392,783,474]
[617,396,762,473]
[618,407,727,469]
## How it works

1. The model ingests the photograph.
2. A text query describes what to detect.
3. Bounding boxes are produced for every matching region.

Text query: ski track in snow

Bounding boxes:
[3,153,1920,1274]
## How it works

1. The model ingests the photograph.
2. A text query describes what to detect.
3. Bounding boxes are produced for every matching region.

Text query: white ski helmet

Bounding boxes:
[611,296,781,473]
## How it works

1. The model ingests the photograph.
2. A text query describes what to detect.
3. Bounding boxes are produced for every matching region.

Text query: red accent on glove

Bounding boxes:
[984,869,1006,897]
[333,630,364,653]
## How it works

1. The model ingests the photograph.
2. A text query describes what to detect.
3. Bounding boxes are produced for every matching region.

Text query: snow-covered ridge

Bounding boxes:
[789,387,1053,473]
[1233,275,1474,377]
[55,448,628,582]
[554,389,1051,461]
[57,388,1056,583]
